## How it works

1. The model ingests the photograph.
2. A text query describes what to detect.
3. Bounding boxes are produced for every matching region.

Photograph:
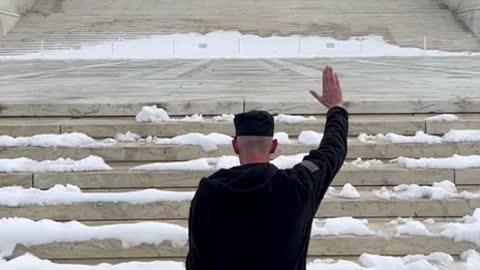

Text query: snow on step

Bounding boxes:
[373,180,480,200]
[135,106,316,124]
[0,133,112,148]
[0,218,187,258]
[311,217,375,236]
[0,156,111,173]
[130,155,384,171]
[425,114,459,122]
[0,185,194,206]
[358,129,480,144]
[393,155,480,169]
[441,209,480,246]
[5,250,479,270]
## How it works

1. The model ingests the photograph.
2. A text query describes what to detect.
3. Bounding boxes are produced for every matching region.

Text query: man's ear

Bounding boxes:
[232,137,240,154]
[270,139,278,154]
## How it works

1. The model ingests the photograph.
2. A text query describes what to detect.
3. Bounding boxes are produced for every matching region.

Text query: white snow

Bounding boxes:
[4,31,478,60]
[441,208,480,246]
[212,114,235,122]
[311,217,376,236]
[130,158,213,171]
[443,129,480,143]
[359,129,480,144]
[274,132,292,144]
[393,154,480,169]
[135,106,170,123]
[394,218,432,236]
[1,251,467,270]
[0,156,111,173]
[271,153,308,169]
[359,252,454,269]
[358,131,442,144]
[338,183,361,199]
[114,131,141,142]
[372,180,480,200]
[0,133,110,148]
[425,114,459,122]
[0,218,188,258]
[348,158,384,169]
[274,114,317,124]
[298,131,324,145]
[461,250,480,270]
[1,254,185,270]
[132,153,311,171]
[180,113,204,122]
[154,132,233,152]
[0,185,194,206]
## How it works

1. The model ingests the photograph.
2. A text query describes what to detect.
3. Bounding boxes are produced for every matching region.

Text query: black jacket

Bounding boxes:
[186,107,349,270]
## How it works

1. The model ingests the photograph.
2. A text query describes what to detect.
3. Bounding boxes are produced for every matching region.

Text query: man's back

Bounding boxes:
[187,106,349,270]
[186,66,348,270]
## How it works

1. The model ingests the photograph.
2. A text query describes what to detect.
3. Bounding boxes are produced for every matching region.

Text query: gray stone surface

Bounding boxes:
[33,165,454,189]
[443,0,480,35]
[2,0,479,53]
[0,173,31,187]
[1,141,479,161]
[0,58,480,115]
[1,196,477,220]
[11,234,475,260]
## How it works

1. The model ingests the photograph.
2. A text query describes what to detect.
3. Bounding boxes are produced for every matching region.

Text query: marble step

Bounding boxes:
[1,140,479,161]
[1,195,478,220]
[10,234,474,262]
[3,164,476,190]
[0,114,430,137]
[1,114,479,137]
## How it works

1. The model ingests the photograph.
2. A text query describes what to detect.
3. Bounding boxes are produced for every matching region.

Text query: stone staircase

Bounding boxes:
[1,0,479,55]
[1,111,480,266]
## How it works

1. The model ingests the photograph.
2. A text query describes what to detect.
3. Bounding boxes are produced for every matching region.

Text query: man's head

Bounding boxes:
[232,111,278,165]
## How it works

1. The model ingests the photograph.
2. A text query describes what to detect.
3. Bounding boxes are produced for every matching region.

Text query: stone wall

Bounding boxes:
[442,0,480,35]
[0,0,36,35]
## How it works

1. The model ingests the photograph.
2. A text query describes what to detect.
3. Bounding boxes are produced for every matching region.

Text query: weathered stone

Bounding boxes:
[0,197,477,220]
[0,173,31,187]
[33,165,454,189]
[2,141,480,161]
[455,169,480,185]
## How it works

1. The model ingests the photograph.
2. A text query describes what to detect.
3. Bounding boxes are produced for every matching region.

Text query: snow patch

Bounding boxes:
[4,32,479,60]
[298,131,324,145]
[392,154,480,169]
[0,156,111,173]
[212,114,235,122]
[441,208,480,246]
[311,217,376,236]
[425,114,459,122]
[338,183,361,199]
[394,218,432,236]
[0,185,194,206]
[274,114,317,124]
[135,106,170,122]
[348,158,384,169]
[274,132,292,144]
[154,133,233,152]
[0,133,110,148]
[360,129,480,144]
[0,218,187,258]
[115,131,141,142]
[372,180,480,200]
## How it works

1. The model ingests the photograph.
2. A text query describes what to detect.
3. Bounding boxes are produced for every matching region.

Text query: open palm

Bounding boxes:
[310,66,343,109]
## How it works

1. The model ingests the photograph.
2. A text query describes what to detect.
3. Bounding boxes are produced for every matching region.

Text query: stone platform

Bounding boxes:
[1,57,480,116]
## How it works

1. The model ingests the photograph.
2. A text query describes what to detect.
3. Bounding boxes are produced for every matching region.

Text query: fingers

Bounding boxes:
[309,90,322,102]
[335,73,341,91]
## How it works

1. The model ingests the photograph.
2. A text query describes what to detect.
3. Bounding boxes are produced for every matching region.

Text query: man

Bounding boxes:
[186,66,348,270]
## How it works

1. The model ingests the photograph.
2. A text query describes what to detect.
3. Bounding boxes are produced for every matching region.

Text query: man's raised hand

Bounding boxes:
[310,66,344,109]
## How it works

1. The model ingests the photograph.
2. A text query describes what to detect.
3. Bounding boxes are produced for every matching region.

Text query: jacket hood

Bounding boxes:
[204,163,279,193]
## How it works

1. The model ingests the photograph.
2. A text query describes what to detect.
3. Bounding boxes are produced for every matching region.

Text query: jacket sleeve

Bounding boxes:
[186,180,212,270]
[292,106,349,208]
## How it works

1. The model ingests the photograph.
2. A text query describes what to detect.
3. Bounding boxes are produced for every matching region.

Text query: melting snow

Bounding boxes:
[0,218,188,258]
[0,133,111,148]
[0,156,111,173]
[274,114,317,124]
[0,185,194,206]
[441,208,480,246]
[338,183,361,199]
[392,154,480,169]
[425,114,459,122]
[311,217,376,236]
[298,131,324,145]
[359,129,480,144]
